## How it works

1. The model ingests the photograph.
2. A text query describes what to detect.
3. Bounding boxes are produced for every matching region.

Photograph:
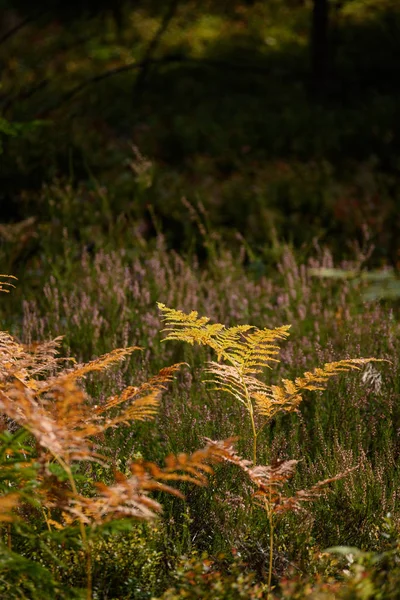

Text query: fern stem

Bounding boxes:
[42,507,53,532]
[6,524,11,550]
[251,420,257,466]
[266,494,274,599]
[244,382,258,465]
[51,452,92,600]
[238,369,258,464]
[267,517,274,598]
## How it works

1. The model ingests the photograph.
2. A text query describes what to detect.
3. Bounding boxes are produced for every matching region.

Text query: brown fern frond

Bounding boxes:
[66,475,164,524]
[0,327,181,465]
[40,347,140,392]
[105,391,160,426]
[0,382,100,464]
[0,334,66,392]
[265,465,359,515]
[98,363,184,414]
[25,338,69,378]
[63,439,238,525]
[204,440,357,517]
[0,492,20,522]
[202,437,253,471]
[1,376,161,465]
[202,441,301,510]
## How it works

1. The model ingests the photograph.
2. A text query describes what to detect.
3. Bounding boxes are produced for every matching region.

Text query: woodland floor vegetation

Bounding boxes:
[1,0,400,597]
[0,231,399,598]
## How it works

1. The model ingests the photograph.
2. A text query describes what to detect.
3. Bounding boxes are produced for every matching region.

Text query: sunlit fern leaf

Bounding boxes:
[252,390,303,420]
[206,362,273,406]
[158,303,212,330]
[158,303,291,367]
[158,305,291,409]
[158,304,253,360]
[98,363,185,413]
[158,302,225,350]
[0,275,17,294]
[255,358,386,417]
[213,325,255,361]
[234,326,291,373]
[163,323,225,351]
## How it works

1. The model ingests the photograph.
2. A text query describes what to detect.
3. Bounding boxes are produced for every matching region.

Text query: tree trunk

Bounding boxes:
[311,0,330,93]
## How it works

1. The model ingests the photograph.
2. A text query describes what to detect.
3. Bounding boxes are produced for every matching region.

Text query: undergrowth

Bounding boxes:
[1,252,398,597]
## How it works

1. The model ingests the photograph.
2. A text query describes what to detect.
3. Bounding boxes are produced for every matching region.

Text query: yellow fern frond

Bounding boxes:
[160,303,386,464]
[255,358,386,417]
[0,275,17,294]
[253,390,303,420]
[158,303,224,350]
[158,303,291,367]
[235,326,291,373]
[158,303,211,330]
[206,362,272,406]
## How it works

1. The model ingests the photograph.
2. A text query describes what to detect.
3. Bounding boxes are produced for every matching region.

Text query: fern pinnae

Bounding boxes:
[158,304,385,464]
[0,274,17,294]
[257,357,388,417]
[105,391,160,426]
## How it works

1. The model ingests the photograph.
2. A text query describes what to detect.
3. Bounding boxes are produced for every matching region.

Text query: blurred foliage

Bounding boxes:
[310,266,400,300]
[0,0,400,262]
[155,551,266,599]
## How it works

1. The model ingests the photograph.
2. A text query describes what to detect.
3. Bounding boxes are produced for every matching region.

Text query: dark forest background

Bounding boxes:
[1,0,399,270]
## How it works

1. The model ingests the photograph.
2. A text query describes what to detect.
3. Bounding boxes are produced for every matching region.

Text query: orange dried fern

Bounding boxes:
[62,439,236,526]
[204,438,357,597]
[0,296,235,599]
